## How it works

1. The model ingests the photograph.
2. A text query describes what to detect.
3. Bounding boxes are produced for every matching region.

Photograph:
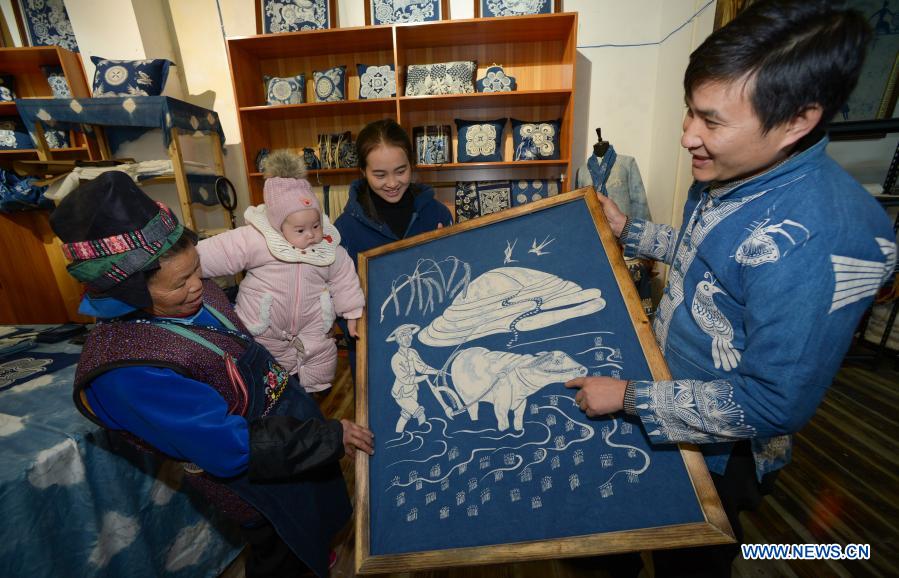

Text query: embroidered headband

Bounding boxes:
[62,202,183,292]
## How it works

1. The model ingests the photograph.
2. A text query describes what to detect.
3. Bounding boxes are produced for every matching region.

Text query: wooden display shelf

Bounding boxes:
[394,13,576,47]
[239,98,397,120]
[0,146,89,160]
[399,90,571,112]
[415,159,568,171]
[249,167,361,178]
[228,12,578,206]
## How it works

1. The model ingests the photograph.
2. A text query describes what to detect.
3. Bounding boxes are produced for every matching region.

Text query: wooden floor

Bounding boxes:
[222,352,899,578]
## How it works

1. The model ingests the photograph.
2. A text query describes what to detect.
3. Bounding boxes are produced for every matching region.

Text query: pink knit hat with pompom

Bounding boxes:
[262,150,321,229]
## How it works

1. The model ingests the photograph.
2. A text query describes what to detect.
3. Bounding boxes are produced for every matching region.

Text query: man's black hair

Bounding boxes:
[685,0,872,133]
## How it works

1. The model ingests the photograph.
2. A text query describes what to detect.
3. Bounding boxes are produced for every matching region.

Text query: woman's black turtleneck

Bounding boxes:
[370,186,415,239]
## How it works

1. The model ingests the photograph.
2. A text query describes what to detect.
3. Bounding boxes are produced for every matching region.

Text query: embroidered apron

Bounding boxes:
[155,306,352,578]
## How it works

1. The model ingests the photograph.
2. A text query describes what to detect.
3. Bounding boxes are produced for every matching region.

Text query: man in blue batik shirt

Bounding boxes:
[566,1,895,575]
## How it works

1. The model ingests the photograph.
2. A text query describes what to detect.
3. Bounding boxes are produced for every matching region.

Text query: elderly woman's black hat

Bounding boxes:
[50,171,196,309]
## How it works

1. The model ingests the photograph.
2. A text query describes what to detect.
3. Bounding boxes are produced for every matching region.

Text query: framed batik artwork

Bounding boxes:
[355,187,734,573]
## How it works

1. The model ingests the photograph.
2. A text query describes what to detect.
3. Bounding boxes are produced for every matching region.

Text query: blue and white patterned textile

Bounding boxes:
[510,179,560,206]
[0,75,15,101]
[619,138,895,480]
[0,328,242,577]
[313,66,346,102]
[91,57,173,98]
[20,0,79,52]
[357,64,396,99]
[15,96,226,151]
[406,61,476,96]
[263,0,331,33]
[371,0,441,24]
[265,74,306,105]
[511,118,560,161]
[455,118,506,163]
[476,65,516,93]
[41,66,72,98]
[480,0,552,17]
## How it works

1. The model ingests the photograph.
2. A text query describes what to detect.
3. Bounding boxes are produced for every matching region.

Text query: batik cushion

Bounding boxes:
[405,61,476,96]
[476,65,516,93]
[41,66,72,98]
[455,118,506,163]
[511,179,561,206]
[0,119,32,149]
[357,64,396,99]
[265,74,306,105]
[0,117,69,150]
[511,118,561,161]
[90,57,173,97]
[313,66,346,102]
[0,75,16,101]
[477,181,512,215]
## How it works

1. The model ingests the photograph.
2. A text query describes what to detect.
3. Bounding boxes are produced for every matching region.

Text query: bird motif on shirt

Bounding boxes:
[691,272,740,371]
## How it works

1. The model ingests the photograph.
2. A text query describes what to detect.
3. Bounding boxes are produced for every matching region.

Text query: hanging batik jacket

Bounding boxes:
[620,137,895,481]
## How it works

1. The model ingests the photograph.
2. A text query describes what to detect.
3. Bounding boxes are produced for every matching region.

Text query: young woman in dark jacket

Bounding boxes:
[335,119,453,377]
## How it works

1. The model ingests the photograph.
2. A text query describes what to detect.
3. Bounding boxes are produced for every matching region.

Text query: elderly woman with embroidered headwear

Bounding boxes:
[50,171,373,578]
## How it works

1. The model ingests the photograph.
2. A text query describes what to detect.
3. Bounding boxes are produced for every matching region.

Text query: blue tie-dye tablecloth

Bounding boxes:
[0,326,242,577]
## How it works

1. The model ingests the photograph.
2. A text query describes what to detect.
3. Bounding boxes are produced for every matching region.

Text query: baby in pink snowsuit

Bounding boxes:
[198,150,364,393]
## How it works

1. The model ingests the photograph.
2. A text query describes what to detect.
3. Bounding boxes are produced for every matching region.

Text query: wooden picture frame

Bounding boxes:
[475,0,561,18]
[355,187,734,574]
[365,0,449,26]
[255,0,338,35]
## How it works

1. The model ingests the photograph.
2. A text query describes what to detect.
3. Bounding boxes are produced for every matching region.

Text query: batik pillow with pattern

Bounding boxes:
[476,65,516,93]
[41,66,72,98]
[511,179,561,206]
[455,118,506,163]
[313,66,346,102]
[0,75,16,102]
[90,57,173,97]
[357,64,396,99]
[265,74,306,105]
[511,118,561,161]
[405,61,476,96]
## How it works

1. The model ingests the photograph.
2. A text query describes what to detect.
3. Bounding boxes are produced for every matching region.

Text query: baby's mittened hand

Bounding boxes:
[347,318,358,339]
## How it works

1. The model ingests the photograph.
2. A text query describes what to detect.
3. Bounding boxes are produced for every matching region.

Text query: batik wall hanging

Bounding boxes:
[366,0,447,25]
[18,0,79,52]
[475,0,560,18]
[258,0,336,33]
[355,187,732,573]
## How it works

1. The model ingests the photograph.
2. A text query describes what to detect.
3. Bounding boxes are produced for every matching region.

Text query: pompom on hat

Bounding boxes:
[49,171,195,310]
[262,149,320,229]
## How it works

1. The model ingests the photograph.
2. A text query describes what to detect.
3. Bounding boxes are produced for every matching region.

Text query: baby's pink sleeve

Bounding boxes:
[328,247,365,319]
[197,226,257,278]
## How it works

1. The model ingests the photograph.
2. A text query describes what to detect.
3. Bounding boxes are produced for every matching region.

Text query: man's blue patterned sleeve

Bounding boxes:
[621,218,678,264]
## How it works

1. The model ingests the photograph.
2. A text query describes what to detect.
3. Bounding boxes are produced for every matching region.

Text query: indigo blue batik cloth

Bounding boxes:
[371,0,442,24]
[456,118,506,163]
[15,97,225,152]
[262,0,331,32]
[619,137,895,481]
[313,66,346,102]
[265,74,305,105]
[512,118,560,161]
[358,64,396,99]
[91,57,173,97]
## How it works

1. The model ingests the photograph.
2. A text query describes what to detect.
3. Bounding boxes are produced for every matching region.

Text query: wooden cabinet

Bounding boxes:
[227,12,578,205]
[0,45,91,166]
[0,46,92,323]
